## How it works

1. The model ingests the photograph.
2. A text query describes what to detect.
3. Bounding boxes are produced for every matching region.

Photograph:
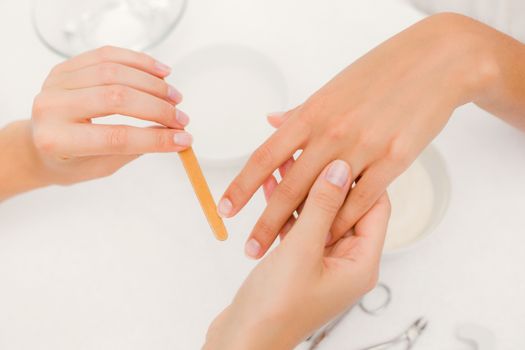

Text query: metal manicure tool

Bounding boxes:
[307,283,392,349]
[359,317,428,350]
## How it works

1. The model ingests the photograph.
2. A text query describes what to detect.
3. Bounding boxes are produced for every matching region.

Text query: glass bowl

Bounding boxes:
[32,0,187,57]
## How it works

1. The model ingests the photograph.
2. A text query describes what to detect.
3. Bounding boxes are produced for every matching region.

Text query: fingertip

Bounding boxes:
[168,85,183,104]
[154,60,172,77]
[173,132,193,147]
[217,197,233,218]
[245,238,261,259]
[175,110,190,127]
[267,111,286,128]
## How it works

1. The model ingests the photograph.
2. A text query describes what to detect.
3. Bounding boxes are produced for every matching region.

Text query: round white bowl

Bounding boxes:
[383,144,451,257]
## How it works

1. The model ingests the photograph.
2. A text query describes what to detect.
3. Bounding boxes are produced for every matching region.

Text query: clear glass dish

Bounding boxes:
[32,0,187,57]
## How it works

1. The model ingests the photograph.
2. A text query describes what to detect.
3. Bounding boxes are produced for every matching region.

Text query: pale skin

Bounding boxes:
[2,11,525,350]
[205,161,390,350]
[218,12,525,259]
[0,46,193,201]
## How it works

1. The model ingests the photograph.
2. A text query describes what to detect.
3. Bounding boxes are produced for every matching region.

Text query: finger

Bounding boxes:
[289,160,352,251]
[267,111,290,128]
[50,46,172,78]
[47,62,183,105]
[353,192,391,261]
[244,148,327,259]
[262,175,279,201]
[278,157,295,179]
[279,158,307,216]
[36,124,193,156]
[262,171,297,241]
[277,157,301,239]
[329,160,399,242]
[40,86,188,128]
[218,110,310,218]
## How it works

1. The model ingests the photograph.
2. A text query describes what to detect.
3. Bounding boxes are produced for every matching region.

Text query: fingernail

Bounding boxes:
[267,111,286,118]
[154,61,172,75]
[245,239,261,259]
[168,85,183,103]
[325,232,332,245]
[217,198,233,218]
[175,110,190,126]
[173,132,193,147]
[325,160,349,187]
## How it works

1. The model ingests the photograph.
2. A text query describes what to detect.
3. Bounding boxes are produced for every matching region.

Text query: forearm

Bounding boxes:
[0,120,48,201]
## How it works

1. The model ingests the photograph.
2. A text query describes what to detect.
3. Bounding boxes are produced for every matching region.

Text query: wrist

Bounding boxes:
[0,120,51,200]
[422,13,502,107]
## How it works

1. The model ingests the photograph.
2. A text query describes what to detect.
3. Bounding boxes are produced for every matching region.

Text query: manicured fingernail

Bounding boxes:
[154,61,172,75]
[173,132,192,146]
[168,85,183,103]
[325,232,332,245]
[325,160,349,187]
[175,110,189,126]
[245,239,261,259]
[217,198,233,218]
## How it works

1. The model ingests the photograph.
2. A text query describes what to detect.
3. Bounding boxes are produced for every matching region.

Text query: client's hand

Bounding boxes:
[204,160,390,350]
[30,45,191,186]
[219,13,501,257]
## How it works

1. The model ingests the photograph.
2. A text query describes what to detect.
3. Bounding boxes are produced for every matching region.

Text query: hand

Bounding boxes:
[204,160,390,350]
[218,13,500,258]
[30,46,191,186]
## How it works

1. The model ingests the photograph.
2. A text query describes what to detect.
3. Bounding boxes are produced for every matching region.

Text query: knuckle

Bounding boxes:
[386,137,412,168]
[325,124,348,142]
[31,93,52,120]
[227,179,249,201]
[96,45,117,60]
[160,102,175,124]
[311,189,340,214]
[103,85,128,109]
[353,188,375,209]
[137,52,155,67]
[106,126,129,151]
[355,130,376,150]
[332,214,353,234]
[155,131,171,150]
[48,63,64,76]
[303,93,329,119]
[276,180,301,203]
[32,126,56,154]
[254,219,276,242]
[98,62,120,83]
[251,144,274,170]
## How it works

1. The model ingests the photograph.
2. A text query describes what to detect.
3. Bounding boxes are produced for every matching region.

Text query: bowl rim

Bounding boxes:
[382,143,452,258]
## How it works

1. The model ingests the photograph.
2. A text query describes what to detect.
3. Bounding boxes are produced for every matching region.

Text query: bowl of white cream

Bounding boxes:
[383,144,451,256]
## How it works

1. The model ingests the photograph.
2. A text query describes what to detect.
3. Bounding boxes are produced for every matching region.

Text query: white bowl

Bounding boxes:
[383,144,451,257]
[168,44,288,167]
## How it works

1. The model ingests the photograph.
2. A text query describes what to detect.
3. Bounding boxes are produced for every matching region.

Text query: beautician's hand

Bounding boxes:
[30,45,191,186]
[204,160,390,350]
[218,12,521,258]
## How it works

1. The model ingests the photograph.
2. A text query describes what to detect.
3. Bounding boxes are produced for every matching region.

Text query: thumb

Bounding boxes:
[288,160,352,248]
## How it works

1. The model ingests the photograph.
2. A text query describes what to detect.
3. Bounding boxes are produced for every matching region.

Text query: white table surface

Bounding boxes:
[1,1,524,349]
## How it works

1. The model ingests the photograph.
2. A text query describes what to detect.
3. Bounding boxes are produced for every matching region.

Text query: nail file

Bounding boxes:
[178,148,228,241]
